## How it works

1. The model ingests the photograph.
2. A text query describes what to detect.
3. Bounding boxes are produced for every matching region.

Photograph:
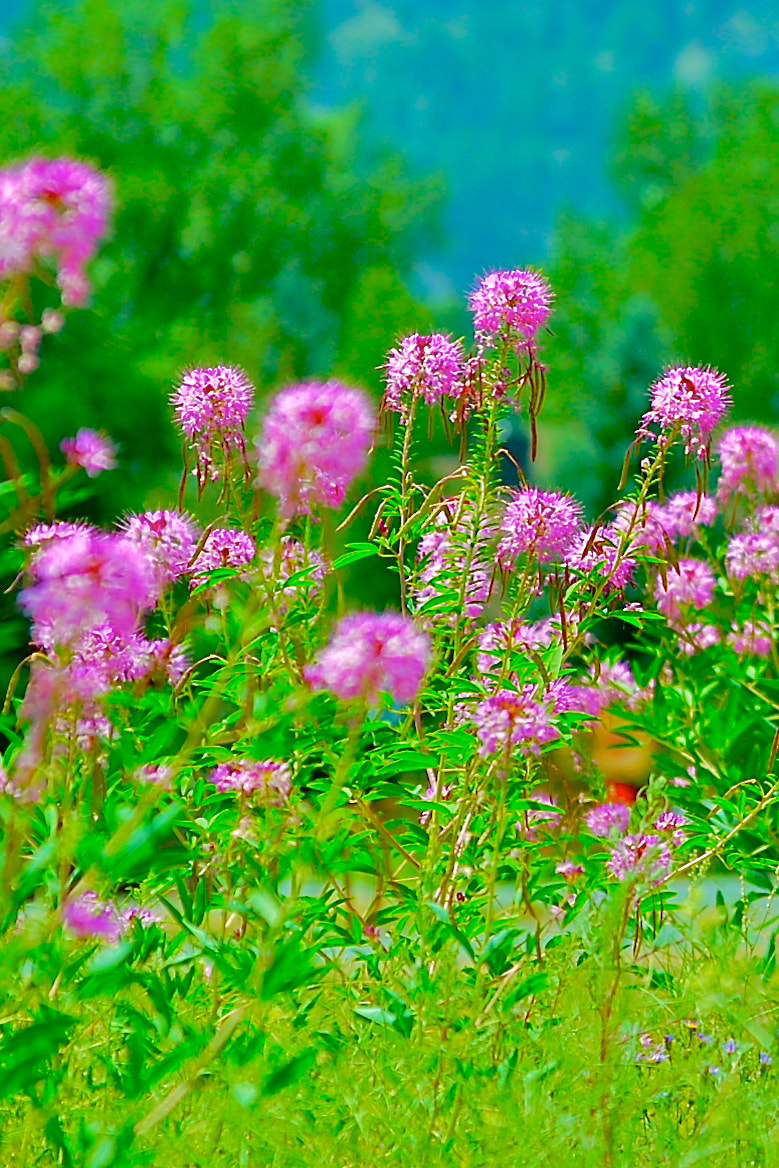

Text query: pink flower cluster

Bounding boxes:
[259,536,328,613]
[305,612,431,705]
[60,428,118,477]
[384,333,464,418]
[586,802,630,838]
[639,365,732,459]
[498,488,583,566]
[654,558,716,624]
[469,268,553,349]
[256,381,375,517]
[607,833,673,883]
[726,620,772,659]
[189,528,256,587]
[0,156,111,306]
[473,687,558,758]
[717,426,778,503]
[565,525,635,593]
[210,759,292,803]
[725,506,779,581]
[171,365,254,486]
[121,509,200,587]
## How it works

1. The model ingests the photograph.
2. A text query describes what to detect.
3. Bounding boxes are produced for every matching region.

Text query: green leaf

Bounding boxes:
[263,1048,316,1096]
[331,543,379,570]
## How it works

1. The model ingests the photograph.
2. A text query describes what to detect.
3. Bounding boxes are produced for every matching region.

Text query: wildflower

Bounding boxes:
[498,488,582,565]
[63,892,124,944]
[657,491,717,540]
[305,612,431,705]
[210,759,292,803]
[473,687,558,758]
[727,619,772,658]
[717,426,778,502]
[722,1039,738,1055]
[654,810,688,848]
[0,156,111,305]
[556,860,584,880]
[19,530,157,649]
[134,764,173,789]
[256,380,375,517]
[606,833,672,883]
[585,802,630,838]
[654,558,716,623]
[639,365,732,458]
[565,525,635,592]
[383,333,464,417]
[414,501,495,623]
[23,520,98,555]
[121,509,200,586]
[469,268,553,348]
[189,528,256,586]
[676,622,720,656]
[612,499,668,556]
[760,1052,773,1065]
[171,364,254,486]
[60,428,117,476]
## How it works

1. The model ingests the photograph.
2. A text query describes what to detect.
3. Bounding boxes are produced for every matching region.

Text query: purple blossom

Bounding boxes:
[414,502,495,623]
[210,759,292,802]
[654,558,716,623]
[654,810,689,848]
[473,687,558,758]
[717,426,778,503]
[676,622,721,656]
[606,833,673,883]
[189,528,256,586]
[469,268,553,348]
[305,612,431,705]
[171,365,254,485]
[0,156,111,305]
[565,525,635,592]
[727,620,772,658]
[19,530,158,649]
[639,365,732,458]
[516,791,562,839]
[259,536,328,612]
[498,488,583,565]
[585,803,630,838]
[256,380,375,517]
[63,893,124,944]
[383,333,464,417]
[657,492,718,540]
[121,510,200,586]
[60,429,117,476]
[556,860,584,880]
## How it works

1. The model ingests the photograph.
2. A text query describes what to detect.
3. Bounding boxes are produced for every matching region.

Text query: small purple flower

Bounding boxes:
[760,1051,773,1065]
[473,687,558,758]
[727,620,772,659]
[639,365,732,458]
[565,525,635,593]
[60,428,117,476]
[656,492,718,540]
[718,426,778,503]
[654,810,688,848]
[256,381,375,517]
[469,268,553,348]
[722,1039,738,1054]
[210,759,292,803]
[121,509,200,586]
[171,365,254,486]
[654,558,716,624]
[189,528,256,586]
[305,612,431,706]
[498,488,583,565]
[585,803,630,838]
[556,860,584,881]
[384,333,464,417]
[607,833,672,883]
[63,892,124,944]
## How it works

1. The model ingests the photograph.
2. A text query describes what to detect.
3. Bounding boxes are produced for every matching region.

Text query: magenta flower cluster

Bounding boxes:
[210,759,292,803]
[469,268,553,348]
[171,365,254,485]
[717,426,778,503]
[0,156,112,306]
[256,381,375,517]
[639,365,732,458]
[473,687,558,759]
[384,333,464,418]
[498,488,583,566]
[60,429,118,477]
[305,612,431,705]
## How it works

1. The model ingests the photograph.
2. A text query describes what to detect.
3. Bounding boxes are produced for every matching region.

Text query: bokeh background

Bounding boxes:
[2,0,779,519]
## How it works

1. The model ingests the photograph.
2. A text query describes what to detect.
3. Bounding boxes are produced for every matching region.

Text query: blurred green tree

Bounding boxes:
[0,0,444,517]
[544,80,779,517]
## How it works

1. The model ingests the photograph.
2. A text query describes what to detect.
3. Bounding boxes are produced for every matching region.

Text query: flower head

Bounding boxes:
[63,892,123,944]
[384,333,464,417]
[189,528,256,586]
[469,269,553,348]
[639,365,732,458]
[727,619,772,658]
[498,488,582,566]
[565,525,635,593]
[658,492,718,540]
[210,759,292,803]
[473,687,558,758]
[305,612,431,705]
[585,802,630,838]
[607,833,672,883]
[60,428,117,476]
[171,365,254,485]
[256,381,375,517]
[121,510,200,586]
[654,558,716,623]
[717,426,778,503]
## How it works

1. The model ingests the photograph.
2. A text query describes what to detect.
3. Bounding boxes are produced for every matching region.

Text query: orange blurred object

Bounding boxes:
[605,780,640,805]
